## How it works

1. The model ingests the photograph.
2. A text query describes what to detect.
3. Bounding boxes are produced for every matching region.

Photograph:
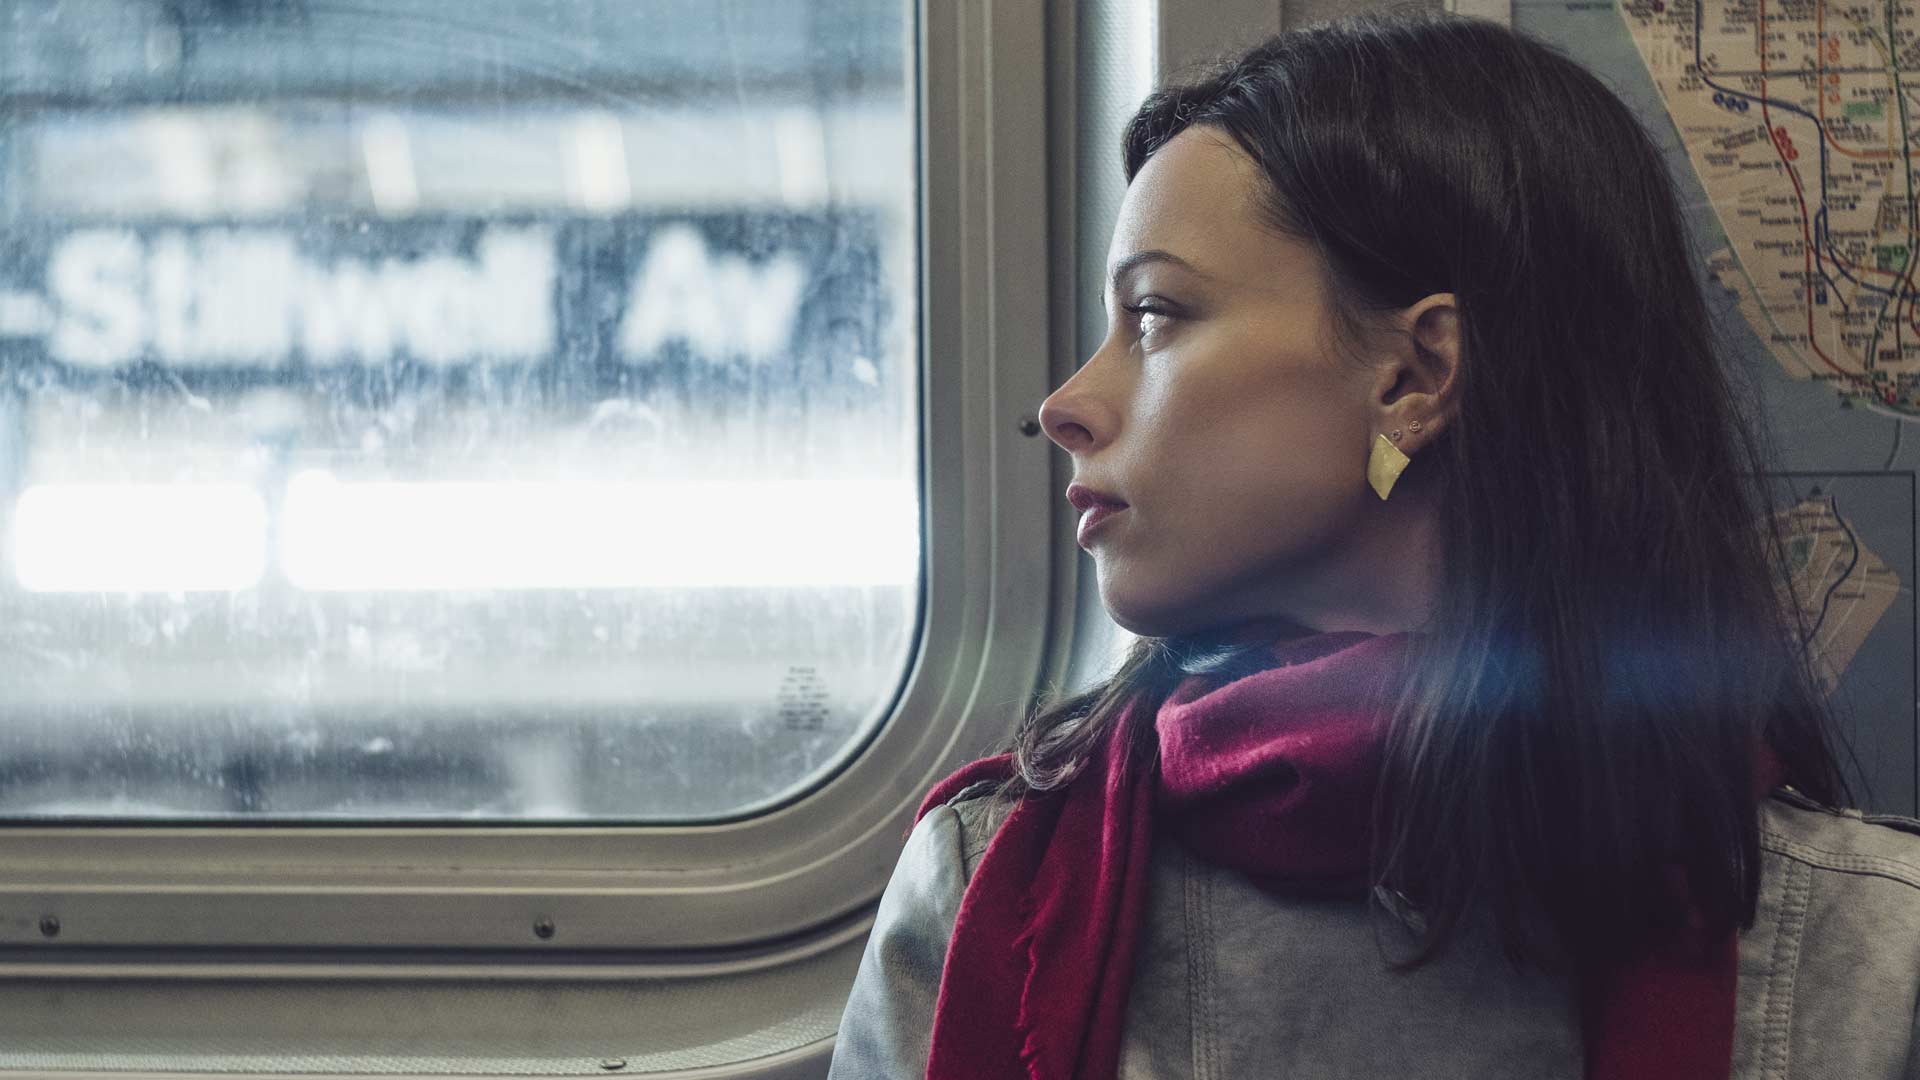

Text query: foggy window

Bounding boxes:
[0,0,920,820]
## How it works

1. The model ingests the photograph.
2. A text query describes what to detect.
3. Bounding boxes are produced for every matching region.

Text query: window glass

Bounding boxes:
[0,0,919,820]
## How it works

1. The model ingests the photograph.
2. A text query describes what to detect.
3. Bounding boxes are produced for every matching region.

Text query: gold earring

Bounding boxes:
[1368,432,1412,500]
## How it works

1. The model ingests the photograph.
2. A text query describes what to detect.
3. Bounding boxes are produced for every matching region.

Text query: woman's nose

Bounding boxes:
[1037,389,1096,453]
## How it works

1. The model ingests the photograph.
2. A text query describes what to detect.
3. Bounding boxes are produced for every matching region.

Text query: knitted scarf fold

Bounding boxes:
[915,628,1787,1079]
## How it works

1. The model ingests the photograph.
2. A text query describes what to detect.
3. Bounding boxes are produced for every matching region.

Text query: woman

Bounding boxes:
[830,10,1917,1079]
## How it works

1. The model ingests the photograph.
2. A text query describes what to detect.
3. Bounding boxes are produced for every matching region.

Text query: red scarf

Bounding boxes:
[914,628,1787,1079]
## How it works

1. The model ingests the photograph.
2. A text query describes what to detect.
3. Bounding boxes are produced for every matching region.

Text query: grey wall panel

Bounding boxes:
[1284,0,1443,29]
[1160,0,1281,79]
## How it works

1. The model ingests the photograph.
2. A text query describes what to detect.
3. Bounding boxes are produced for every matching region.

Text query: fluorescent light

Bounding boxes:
[13,483,267,592]
[773,107,829,207]
[138,113,217,215]
[281,471,919,590]
[361,115,419,215]
[569,111,631,212]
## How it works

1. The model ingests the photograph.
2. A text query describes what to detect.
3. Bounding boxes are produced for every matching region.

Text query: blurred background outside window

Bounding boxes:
[0,0,921,821]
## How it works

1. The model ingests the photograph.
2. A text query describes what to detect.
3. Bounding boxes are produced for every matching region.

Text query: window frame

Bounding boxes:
[0,0,1060,960]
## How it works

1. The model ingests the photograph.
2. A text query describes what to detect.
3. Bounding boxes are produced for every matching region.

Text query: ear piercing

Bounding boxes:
[1368,420,1423,500]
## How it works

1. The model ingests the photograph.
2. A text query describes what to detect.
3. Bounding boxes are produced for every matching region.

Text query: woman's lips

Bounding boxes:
[1065,483,1127,512]
[1077,504,1126,548]
[1066,483,1128,549]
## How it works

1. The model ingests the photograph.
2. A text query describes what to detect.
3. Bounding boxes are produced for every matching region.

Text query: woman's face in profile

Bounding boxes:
[1037,126,1434,640]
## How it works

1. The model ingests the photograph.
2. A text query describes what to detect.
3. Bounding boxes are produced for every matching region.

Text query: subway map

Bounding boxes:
[1621,0,1920,405]
[1514,0,1919,811]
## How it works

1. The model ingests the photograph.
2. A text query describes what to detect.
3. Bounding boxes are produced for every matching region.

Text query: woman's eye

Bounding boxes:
[1123,302,1174,341]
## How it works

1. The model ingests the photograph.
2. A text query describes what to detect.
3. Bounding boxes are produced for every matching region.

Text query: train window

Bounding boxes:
[0,0,919,821]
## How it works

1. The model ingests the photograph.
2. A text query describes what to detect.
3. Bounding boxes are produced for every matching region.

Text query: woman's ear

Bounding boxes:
[1379,292,1460,447]
[1407,293,1459,366]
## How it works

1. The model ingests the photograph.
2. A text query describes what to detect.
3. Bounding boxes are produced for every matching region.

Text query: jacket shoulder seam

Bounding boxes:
[1768,786,1920,836]
[942,777,1001,809]
[944,779,1005,879]
[1760,827,1920,890]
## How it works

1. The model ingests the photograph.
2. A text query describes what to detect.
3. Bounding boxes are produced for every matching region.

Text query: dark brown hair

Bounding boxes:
[997,8,1862,982]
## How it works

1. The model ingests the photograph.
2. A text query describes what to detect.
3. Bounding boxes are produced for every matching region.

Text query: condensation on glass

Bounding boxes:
[0,0,920,820]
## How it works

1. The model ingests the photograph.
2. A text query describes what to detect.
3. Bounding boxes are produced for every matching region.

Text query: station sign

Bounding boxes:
[0,212,894,396]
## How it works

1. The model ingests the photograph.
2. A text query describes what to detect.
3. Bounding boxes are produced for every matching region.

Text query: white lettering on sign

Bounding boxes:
[299,260,398,364]
[27,223,814,370]
[0,290,55,338]
[47,231,146,367]
[43,227,558,369]
[149,230,299,364]
[618,224,806,364]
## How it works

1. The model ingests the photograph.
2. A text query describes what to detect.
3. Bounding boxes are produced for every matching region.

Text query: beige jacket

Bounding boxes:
[828,782,1920,1078]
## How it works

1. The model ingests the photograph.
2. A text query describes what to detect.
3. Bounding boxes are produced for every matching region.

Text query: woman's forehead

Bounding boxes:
[1110,129,1315,296]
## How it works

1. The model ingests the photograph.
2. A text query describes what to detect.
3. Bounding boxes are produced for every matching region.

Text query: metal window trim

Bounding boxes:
[0,0,1056,960]
[0,1046,838,1080]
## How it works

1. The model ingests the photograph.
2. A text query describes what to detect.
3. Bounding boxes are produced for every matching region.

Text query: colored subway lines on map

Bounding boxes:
[1623,0,1920,409]
[1705,69,1920,76]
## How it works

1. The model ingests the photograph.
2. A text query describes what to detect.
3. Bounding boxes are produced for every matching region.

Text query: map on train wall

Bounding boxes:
[1511,0,1919,812]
